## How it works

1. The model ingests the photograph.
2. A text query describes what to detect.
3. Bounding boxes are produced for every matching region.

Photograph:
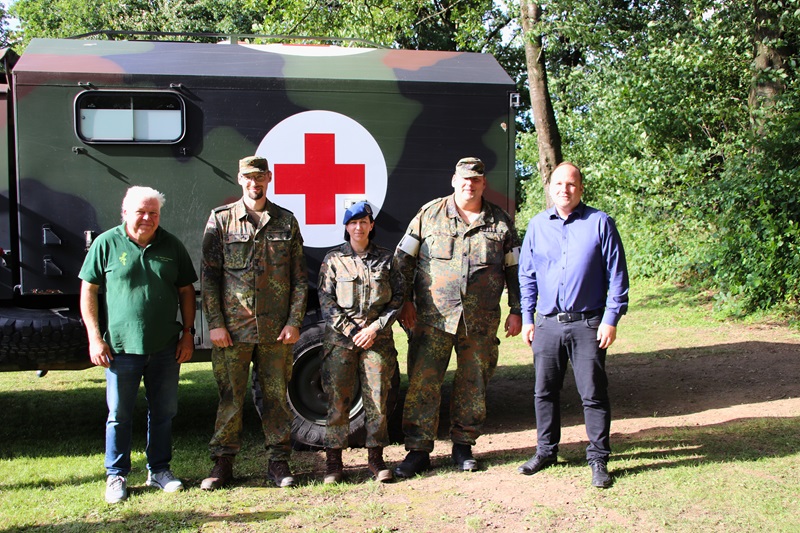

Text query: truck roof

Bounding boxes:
[14,38,515,86]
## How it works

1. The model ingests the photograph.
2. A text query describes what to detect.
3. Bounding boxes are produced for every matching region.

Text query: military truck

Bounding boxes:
[0,34,518,447]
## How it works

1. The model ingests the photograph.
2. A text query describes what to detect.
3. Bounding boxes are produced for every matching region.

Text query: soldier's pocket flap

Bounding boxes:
[371,266,391,280]
[428,234,455,260]
[266,231,292,241]
[225,233,250,244]
[335,275,357,308]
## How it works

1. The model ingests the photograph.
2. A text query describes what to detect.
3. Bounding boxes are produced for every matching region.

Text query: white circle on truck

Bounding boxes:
[258,110,388,249]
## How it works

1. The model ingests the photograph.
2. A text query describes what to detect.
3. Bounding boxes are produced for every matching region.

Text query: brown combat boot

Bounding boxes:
[324,448,344,484]
[267,459,296,488]
[200,455,233,490]
[367,447,393,483]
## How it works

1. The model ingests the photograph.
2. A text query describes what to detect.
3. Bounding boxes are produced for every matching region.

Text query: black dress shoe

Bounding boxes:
[590,460,612,488]
[517,454,557,475]
[394,451,431,478]
[452,443,478,472]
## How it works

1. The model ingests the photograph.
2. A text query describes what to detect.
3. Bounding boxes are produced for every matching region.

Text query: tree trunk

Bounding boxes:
[520,0,561,207]
[749,0,787,136]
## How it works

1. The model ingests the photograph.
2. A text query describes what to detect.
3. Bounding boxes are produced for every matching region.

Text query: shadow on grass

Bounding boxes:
[475,340,800,438]
[0,366,260,460]
[1,340,797,460]
[444,416,800,479]
[0,509,290,533]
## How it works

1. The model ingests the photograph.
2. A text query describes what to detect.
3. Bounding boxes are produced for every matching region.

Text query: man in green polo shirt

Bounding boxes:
[79,186,197,504]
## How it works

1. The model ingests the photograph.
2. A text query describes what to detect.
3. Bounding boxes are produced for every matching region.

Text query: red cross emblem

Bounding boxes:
[260,110,387,248]
[273,133,366,225]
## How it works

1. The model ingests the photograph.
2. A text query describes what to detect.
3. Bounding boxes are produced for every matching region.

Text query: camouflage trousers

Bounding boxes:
[402,320,499,452]
[208,342,293,460]
[321,340,397,449]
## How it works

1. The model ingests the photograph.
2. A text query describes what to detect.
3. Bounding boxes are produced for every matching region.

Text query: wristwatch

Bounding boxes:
[182,326,196,335]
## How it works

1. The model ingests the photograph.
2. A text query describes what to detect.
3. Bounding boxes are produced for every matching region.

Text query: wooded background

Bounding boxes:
[1,0,797,317]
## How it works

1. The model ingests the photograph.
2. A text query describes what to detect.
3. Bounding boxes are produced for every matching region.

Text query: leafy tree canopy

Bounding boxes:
[6,0,800,315]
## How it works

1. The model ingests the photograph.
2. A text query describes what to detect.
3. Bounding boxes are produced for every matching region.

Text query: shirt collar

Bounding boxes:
[446,194,492,224]
[232,197,276,222]
[342,241,376,257]
[116,223,163,247]
[548,201,586,221]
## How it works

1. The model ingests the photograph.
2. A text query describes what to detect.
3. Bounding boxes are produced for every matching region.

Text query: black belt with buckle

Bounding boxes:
[547,310,602,323]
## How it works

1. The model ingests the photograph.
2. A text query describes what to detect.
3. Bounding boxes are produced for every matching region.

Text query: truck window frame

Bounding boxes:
[74,90,186,144]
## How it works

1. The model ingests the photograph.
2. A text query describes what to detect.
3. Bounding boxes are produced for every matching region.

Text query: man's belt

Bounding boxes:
[546,310,602,323]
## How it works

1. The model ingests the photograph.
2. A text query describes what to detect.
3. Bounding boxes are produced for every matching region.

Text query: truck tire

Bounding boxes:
[0,307,89,369]
[252,322,400,449]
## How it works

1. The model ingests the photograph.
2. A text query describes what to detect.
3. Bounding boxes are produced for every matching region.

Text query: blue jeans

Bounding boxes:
[532,314,611,462]
[105,344,180,476]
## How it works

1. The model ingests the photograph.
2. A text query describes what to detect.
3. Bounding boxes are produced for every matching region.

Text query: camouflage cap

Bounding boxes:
[239,155,269,174]
[455,157,485,178]
[343,201,373,224]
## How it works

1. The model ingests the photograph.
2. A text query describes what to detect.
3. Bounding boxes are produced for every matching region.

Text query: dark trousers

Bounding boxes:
[532,313,611,462]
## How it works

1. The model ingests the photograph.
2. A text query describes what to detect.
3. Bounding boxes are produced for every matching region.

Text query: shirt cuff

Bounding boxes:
[522,311,535,325]
[602,310,621,327]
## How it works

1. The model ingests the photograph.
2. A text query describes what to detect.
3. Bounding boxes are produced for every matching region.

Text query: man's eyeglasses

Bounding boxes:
[240,172,268,183]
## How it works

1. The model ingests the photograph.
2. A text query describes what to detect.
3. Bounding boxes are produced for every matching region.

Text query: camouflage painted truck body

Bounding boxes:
[0,37,517,446]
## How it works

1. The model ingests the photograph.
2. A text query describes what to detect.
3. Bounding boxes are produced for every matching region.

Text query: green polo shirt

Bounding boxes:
[79,224,198,354]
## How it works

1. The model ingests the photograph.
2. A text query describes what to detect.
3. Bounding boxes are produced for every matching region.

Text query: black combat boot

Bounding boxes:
[394,450,431,478]
[452,443,478,471]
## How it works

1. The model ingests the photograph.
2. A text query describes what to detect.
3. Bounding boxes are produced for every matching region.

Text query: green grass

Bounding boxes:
[0,279,798,531]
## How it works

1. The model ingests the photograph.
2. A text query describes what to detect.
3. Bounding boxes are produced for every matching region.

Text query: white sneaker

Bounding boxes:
[146,469,184,492]
[105,475,128,504]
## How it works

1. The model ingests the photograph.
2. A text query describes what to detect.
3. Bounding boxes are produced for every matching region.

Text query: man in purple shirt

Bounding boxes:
[517,162,628,488]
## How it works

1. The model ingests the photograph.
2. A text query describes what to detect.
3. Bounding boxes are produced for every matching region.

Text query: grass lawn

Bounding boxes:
[0,279,798,532]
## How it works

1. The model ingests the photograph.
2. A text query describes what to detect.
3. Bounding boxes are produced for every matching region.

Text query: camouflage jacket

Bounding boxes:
[202,198,308,343]
[318,241,404,349]
[395,194,521,336]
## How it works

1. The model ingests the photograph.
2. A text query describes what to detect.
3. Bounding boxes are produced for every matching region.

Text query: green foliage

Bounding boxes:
[7,0,270,45]
[517,0,800,315]
[707,105,800,315]
[7,0,800,315]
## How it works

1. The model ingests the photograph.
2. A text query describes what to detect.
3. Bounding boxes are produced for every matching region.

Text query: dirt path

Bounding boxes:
[343,325,800,531]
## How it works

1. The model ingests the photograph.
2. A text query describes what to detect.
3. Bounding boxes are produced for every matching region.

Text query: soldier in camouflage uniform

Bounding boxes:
[200,156,308,490]
[393,157,522,477]
[318,201,404,484]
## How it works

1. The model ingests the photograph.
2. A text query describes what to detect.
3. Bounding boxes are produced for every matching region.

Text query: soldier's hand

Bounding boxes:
[505,314,522,337]
[277,326,300,345]
[522,323,535,347]
[398,301,417,330]
[353,327,377,349]
[89,339,113,368]
[210,327,233,348]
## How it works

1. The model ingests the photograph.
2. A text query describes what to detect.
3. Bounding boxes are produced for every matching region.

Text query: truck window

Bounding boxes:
[75,91,185,143]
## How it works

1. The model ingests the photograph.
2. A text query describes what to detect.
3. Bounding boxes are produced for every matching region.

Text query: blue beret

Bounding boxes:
[343,201,373,225]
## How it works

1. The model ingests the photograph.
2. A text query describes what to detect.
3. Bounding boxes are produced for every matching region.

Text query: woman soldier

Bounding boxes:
[317,201,404,483]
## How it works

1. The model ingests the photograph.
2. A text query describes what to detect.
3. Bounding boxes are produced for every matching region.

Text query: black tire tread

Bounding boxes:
[0,307,88,367]
[253,322,401,450]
